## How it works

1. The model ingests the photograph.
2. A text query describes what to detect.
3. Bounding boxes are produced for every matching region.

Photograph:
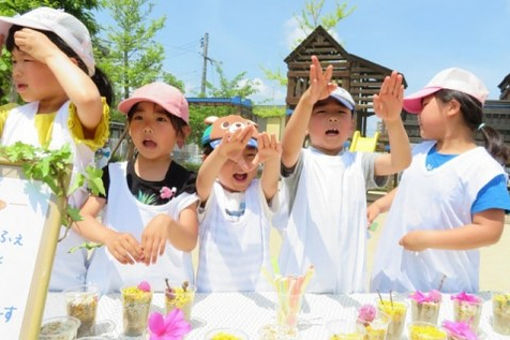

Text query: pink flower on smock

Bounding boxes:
[160,186,177,200]
[137,281,151,292]
[442,320,477,340]
[451,292,481,304]
[148,310,191,340]
[357,304,376,324]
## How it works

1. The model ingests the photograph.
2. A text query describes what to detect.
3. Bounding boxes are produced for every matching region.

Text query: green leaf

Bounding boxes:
[68,242,103,254]
[66,206,83,222]
[67,173,85,196]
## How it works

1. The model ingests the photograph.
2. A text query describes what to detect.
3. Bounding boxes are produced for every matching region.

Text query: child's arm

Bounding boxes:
[140,203,199,265]
[281,56,336,168]
[399,209,505,251]
[367,188,398,225]
[196,125,256,202]
[372,71,412,175]
[14,29,103,131]
[257,132,282,201]
[75,196,144,264]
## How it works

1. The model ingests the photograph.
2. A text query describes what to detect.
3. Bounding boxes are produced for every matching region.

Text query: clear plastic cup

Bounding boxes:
[121,286,152,337]
[39,315,81,340]
[411,298,441,325]
[65,284,99,337]
[492,292,510,335]
[376,294,408,340]
[165,282,196,322]
[204,327,249,340]
[365,313,390,340]
[408,321,447,340]
[275,290,304,336]
[452,296,482,332]
[327,318,365,340]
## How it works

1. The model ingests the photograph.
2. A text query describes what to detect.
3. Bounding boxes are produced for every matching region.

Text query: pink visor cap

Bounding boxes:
[403,67,489,114]
[118,82,189,124]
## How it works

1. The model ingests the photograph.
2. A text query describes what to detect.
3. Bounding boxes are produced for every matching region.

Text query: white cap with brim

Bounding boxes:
[403,67,489,114]
[0,7,95,76]
[329,87,356,111]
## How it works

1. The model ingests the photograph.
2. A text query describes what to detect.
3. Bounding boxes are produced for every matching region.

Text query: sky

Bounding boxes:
[97,0,510,134]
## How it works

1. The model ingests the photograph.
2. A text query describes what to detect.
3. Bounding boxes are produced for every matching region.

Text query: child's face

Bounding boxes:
[308,100,353,155]
[11,47,66,107]
[217,146,258,192]
[128,102,178,161]
[418,95,447,140]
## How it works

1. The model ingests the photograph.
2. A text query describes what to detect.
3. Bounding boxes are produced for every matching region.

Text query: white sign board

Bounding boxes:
[0,174,55,338]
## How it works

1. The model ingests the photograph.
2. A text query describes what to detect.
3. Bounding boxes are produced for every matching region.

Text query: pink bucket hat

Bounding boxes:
[403,67,489,114]
[118,82,189,124]
[0,7,95,76]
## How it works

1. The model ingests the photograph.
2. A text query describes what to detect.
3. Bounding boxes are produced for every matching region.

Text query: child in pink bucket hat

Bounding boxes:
[76,82,199,293]
[370,68,510,293]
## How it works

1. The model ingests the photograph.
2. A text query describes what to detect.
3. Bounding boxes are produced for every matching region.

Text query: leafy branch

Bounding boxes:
[0,142,105,242]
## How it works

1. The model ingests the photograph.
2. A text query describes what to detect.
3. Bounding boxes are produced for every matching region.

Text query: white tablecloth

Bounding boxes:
[44,292,510,339]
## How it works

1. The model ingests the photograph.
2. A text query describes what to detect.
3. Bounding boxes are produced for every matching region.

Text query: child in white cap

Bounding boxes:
[279,56,411,293]
[195,115,281,292]
[76,82,199,293]
[0,7,113,290]
[370,67,510,293]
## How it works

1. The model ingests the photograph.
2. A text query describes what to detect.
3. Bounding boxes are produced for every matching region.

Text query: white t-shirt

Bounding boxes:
[371,141,507,293]
[196,179,277,292]
[279,147,386,293]
[86,162,198,293]
[1,101,94,290]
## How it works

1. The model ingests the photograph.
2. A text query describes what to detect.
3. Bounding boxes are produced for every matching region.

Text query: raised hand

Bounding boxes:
[373,71,404,122]
[304,55,337,104]
[104,231,143,265]
[216,124,256,171]
[252,132,281,166]
[13,28,61,63]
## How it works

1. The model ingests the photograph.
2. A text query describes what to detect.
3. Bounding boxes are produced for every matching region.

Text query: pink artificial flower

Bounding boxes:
[450,292,481,304]
[137,281,151,292]
[357,304,376,325]
[148,310,191,340]
[410,290,442,303]
[442,320,477,340]
[160,186,177,200]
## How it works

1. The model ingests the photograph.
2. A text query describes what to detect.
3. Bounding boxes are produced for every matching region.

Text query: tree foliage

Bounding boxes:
[262,0,355,88]
[98,0,183,109]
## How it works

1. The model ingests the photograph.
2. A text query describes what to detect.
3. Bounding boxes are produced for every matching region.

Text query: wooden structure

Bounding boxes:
[284,25,407,134]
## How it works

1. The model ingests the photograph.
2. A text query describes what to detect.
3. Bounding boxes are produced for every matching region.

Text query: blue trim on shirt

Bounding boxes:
[426,146,510,214]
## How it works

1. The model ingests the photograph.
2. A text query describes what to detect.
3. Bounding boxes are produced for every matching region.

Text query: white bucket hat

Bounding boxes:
[0,7,95,76]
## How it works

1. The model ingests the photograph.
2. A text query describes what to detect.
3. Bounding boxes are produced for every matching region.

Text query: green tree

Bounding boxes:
[0,0,101,104]
[188,63,259,146]
[98,0,183,121]
[262,0,355,88]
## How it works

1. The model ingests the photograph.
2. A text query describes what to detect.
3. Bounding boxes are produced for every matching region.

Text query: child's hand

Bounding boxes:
[104,231,143,265]
[366,203,381,228]
[302,55,337,105]
[216,124,256,171]
[13,28,62,63]
[253,132,282,165]
[399,230,432,251]
[373,71,404,122]
[141,214,172,265]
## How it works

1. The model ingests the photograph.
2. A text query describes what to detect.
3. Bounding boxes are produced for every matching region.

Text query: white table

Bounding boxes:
[44,292,510,339]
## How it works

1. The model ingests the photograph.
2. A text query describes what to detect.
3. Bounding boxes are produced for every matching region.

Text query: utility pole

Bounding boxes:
[200,32,209,97]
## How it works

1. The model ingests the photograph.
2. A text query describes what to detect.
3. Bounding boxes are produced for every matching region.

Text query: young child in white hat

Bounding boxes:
[370,67,510,293]
[279,56,411,293]
[0,7,113,290]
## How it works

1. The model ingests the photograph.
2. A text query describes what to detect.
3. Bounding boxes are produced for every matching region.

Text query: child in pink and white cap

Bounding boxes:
[76,82,199,293]
[370,67,510,293]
